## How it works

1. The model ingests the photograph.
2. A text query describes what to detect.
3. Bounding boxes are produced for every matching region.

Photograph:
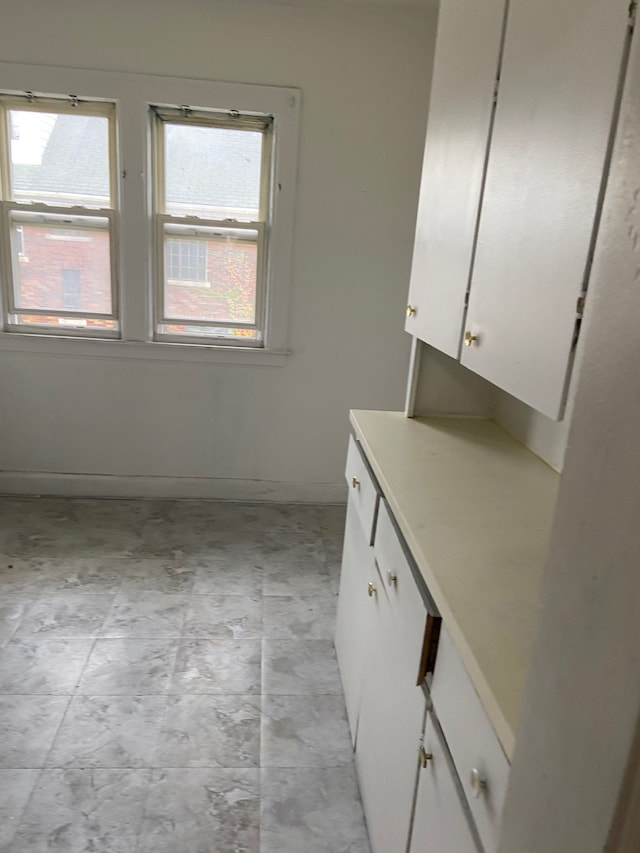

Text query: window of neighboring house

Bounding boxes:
[0,96,118,336]
[61,268,81,310]
[152,107,272,345]
[166,238,207,283]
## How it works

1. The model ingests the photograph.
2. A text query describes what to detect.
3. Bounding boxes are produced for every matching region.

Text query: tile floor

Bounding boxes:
[0,497,371,853]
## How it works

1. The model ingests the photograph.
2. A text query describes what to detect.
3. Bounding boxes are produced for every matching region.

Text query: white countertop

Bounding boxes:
[350,410,560,760]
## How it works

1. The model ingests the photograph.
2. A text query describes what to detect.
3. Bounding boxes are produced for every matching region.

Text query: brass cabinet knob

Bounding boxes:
[388,571,397,587]
[469,768,488,798]
[352,476,360,489]
[419,746,433,768]
[367,582,377,597]
[464,330,479,347]
[406,305,417,317]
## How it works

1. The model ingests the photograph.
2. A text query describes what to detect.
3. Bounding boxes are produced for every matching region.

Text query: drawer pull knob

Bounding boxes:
[406,305,417,317]
[464,330,479,347]
[419,746,433,768]
[470,768,488,798]
[367,582,377,597]
[388,571,397,586]
[352,476,360,489]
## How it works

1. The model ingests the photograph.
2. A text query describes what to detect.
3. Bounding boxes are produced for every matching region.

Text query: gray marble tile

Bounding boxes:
[0,695,70,768]
[0,637,94,694]
[15,592,114,638]
[247,503,321,535]
[324,537,345,566]
[157,694,260,768]
[171,640,262,694]
[47,695,167,768]
[263,562,333,598]
[262,640,343,695]
[0,596,30,645]
[137,768,259,853]
[9,768,150,853]
[100,592,188,638]
[261,767,370,853]
[184,595,263,639]
[40,557,125,593]
[316,504,347,534]
[4,527,141,558]
[261,695,353,767]
[191,548,264,596]
[0,769,41,847]
[329,561,342,597]
[77,639,178,695]
[261,537,327,572]
[0,557,61,595]
[262,595,335,640]
[116,558,196,594]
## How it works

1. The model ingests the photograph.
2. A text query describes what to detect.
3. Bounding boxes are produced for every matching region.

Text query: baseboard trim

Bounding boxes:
[0,470,348,504]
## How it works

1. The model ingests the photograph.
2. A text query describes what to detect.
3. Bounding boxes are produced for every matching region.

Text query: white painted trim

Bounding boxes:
[0,470,348,503]
[0,332,289,365]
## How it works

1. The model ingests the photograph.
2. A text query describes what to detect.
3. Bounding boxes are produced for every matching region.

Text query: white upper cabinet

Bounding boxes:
[461,0,630,419]
[405,0,507,357]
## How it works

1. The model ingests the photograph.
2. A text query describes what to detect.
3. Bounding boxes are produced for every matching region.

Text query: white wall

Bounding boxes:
[492,387,571,472]
[0,0,436,501]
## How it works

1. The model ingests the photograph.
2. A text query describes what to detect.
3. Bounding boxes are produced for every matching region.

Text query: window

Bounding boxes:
[0,63,299,360]
[61,269,81,310]
[166,238,207,283]
[152,108,272,345]
[0,96,119,336]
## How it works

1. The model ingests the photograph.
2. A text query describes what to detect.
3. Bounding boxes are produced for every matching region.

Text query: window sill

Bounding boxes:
[0,332,290,366]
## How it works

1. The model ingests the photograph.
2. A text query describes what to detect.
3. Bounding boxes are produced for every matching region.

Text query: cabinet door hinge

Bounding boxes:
[492,76,500,106]
[576,293,587,317]
[629,0,637,32]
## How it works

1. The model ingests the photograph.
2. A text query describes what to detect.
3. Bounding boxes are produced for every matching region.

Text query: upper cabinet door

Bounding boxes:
[405,0,507,357]
[461,0,630,419]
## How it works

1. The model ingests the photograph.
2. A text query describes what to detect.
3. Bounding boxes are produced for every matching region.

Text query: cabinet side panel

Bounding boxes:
[406,0,507,357]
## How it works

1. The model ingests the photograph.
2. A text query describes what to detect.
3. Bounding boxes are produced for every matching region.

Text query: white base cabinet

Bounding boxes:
[409,713,481,853]
[355,505,428,853]
[334,499,380,744]
[335,440,431,852]
[336,430,516,853]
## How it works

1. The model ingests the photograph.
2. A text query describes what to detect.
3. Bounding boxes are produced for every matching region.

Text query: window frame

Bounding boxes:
[151,106,273,346]
[0,62,300,363]
[0,95,120,338]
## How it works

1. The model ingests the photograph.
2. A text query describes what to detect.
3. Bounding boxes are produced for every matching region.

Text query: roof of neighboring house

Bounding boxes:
[13,113,110,204]
[12,113,262,216]
[165,123,261,215]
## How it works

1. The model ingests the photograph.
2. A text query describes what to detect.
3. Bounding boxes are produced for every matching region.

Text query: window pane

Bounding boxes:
[164,123,262,220]
[9,110,111,208]
[158,323,260,342]
[10,314,117,331]
[11,218,112,314]
[164,231,257,325]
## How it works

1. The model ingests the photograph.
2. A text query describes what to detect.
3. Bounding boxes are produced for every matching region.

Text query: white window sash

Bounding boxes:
[151,109,272,341]
[0,96,120,336]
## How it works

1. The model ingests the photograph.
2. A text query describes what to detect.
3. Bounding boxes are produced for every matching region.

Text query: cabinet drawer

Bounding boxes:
[431,625,510,853]
[373,500,427,672]
[345,435,380,543]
